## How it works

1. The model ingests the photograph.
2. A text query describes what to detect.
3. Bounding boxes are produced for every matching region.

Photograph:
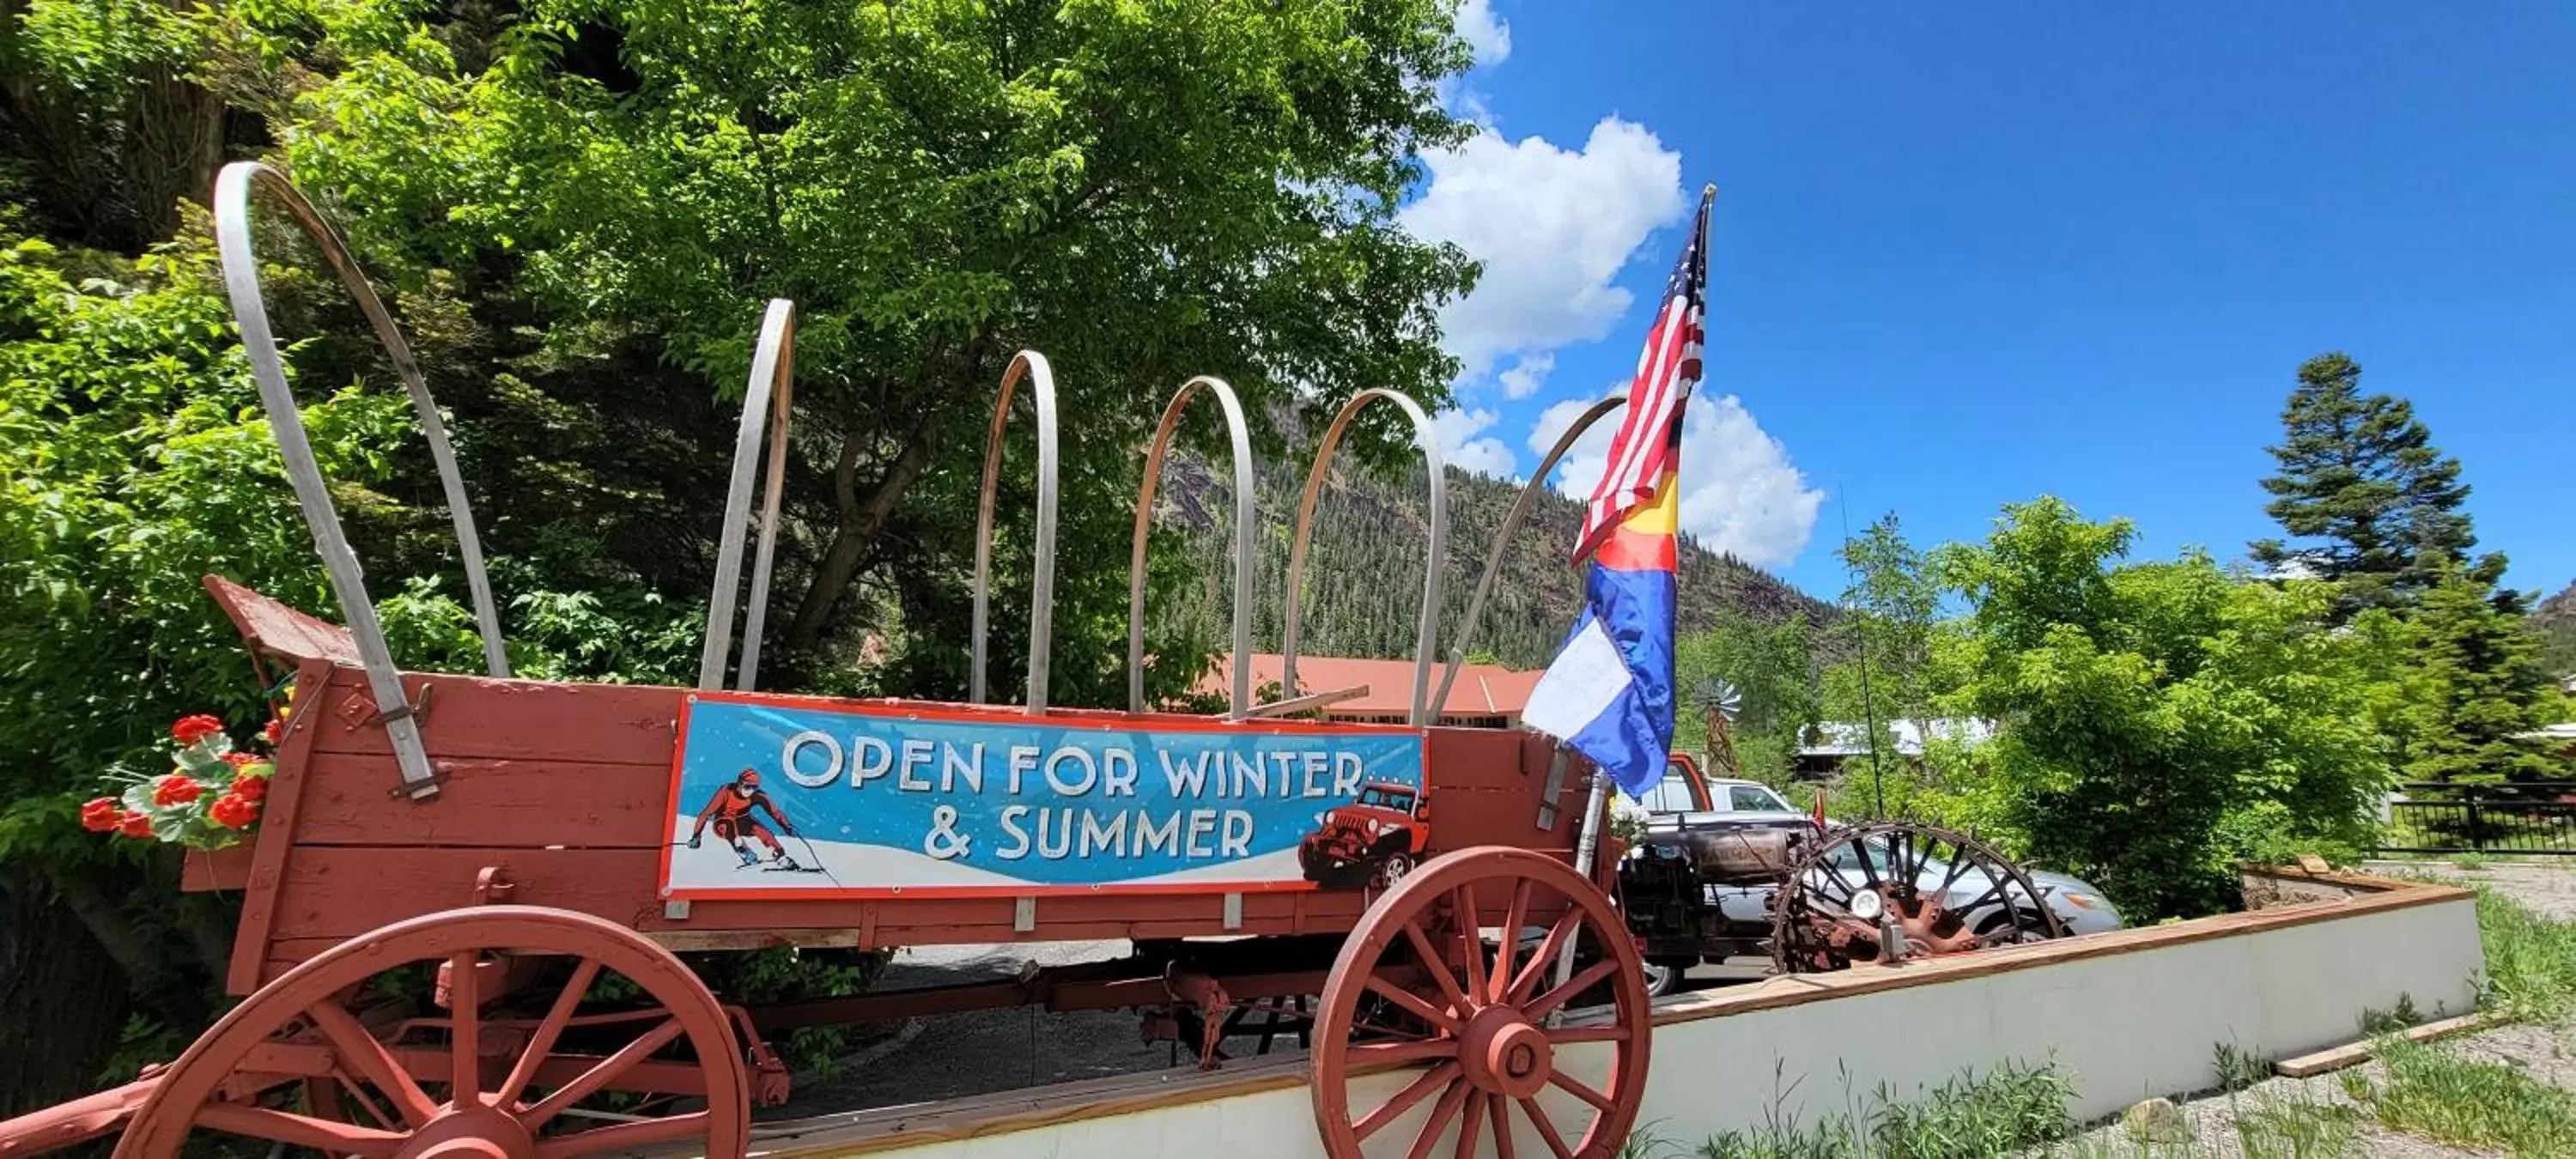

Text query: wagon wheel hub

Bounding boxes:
[396,1106,533,1159]
[1460,1007,1552,1100]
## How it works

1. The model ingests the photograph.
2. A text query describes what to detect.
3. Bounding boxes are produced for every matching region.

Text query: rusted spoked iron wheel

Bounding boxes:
[116,906,749,1159]
[1312,846,1652,1159]
[1769,821,2066,974]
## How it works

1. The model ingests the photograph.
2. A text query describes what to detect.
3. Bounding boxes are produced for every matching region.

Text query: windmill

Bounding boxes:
[1692,678,1742,780]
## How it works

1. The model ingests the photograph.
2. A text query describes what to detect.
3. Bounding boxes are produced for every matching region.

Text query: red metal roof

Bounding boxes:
[1197,653,1540,723]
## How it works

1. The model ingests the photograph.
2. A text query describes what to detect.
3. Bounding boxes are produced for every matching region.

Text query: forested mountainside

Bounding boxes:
[2537,580,2576,675]
[1147,456,1834,671]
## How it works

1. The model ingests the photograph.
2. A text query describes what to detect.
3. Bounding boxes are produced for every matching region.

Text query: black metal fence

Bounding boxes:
[2379,782,2576,856]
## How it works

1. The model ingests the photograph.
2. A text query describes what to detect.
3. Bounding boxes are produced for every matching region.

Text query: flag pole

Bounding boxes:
[1552,182,1718,1008]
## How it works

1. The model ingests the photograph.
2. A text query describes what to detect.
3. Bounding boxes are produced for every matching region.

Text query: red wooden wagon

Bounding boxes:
[0,164,1656,1159]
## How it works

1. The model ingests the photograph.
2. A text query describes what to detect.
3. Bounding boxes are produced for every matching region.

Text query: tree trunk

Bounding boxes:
[786,431,933,648]
[0,868,137,1115]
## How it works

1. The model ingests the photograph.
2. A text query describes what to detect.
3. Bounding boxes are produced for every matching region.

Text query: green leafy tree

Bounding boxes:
[1818,513,1943,800]
[1941,498,2392,919]
[0,224,422,1107]
[2250,352,2485,612]
[2399,561,2557,786]
[1674,610,1820,785]
[245,0,1484,703]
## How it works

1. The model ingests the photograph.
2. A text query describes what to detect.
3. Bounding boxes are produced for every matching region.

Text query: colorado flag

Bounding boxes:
[1523,186,1712,799]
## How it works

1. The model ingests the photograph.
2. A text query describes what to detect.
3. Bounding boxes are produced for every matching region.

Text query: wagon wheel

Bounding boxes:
[116,905,750,1159]
[1312,846,1651,1159]
[1769,822,2066,974]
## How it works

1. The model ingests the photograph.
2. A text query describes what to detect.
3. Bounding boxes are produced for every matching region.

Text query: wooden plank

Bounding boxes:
[202,574,359,665]
[289,751,670,848]
[2272,1012,2505,1077]
[226,657,337,997]
[306,666,686,766]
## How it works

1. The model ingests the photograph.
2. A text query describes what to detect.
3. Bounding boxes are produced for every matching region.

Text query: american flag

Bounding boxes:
[1573,186,1713,563]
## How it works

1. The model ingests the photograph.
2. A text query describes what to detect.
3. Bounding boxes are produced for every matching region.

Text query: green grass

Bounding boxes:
[1679,1060,2074,1159]
[2345,1037,2576,1158]
[2474,887,2576,1023]
[2230,1096,2359,1159]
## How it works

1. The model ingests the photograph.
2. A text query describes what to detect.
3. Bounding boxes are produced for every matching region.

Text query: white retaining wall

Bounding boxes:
[756,878,2482,1158]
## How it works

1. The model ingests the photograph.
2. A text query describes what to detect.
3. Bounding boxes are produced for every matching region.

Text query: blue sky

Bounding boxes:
[1410,3,2574,601]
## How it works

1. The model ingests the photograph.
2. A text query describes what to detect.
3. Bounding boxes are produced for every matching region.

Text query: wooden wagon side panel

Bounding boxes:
[243,664,1611,991]
[304,665,686,766]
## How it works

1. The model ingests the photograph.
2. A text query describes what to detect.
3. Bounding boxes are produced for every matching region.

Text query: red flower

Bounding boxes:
[81,798,121,832]
[262,719,283,745]
[209,793,260,829]
[151,774,202,806]
[228,774,269,803]
[172,715,225,745]
[117,810,154,839]
[222,751,261,768]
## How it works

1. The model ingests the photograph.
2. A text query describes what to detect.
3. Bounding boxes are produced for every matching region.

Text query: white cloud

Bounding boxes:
[1496,351,1552,400]
[1434,407,1519,478]
[1400,118,1687,379]
[1455,0,1511,66]
[1525,391,1825,569]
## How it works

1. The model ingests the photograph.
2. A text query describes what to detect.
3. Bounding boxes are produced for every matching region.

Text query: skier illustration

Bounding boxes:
[689,768,803,871]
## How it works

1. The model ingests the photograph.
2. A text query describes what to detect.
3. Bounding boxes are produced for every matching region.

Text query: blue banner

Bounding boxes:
[660,693,1430,898]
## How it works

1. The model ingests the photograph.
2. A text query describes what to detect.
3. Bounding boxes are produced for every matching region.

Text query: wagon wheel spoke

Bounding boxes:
[1348,1038,1459,1067]
[1453,1090,1486,1159]
[1488,1091,1517,1159]
[1505,913,1577,1007]
[1949,876,2010,918]
[1543,1024,1630,1045]
[1403,1072,1473,1159]
[314,1068,396,1133]
[1365,975,1462,1036]
[497,957,603,1110]
[1525,957,1619,1022]
[307,999,437,1128]
[1517,1096,1577,1159]
[193,1101,404,1156]
[1493,879,1534,1004]
[1852,838,1884,889]
[1452,883,1486,1006]
[1353,1061,1463,1141]
[521,1017,684,1130]
[1548,1069,1615,1113]
[448,951,483,1106]
[1399,920,1471,1018]
[531,1109,715,1158]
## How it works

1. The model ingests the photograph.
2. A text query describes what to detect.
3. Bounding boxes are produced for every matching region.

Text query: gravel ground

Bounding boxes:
[2363,858,2576,920]
[770,939,1163,1116]
[773,944,1771,1116]
[2053,859,2576,1157]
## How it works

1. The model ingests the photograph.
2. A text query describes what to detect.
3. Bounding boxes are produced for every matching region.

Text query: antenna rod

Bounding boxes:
[1842,491,1886,818]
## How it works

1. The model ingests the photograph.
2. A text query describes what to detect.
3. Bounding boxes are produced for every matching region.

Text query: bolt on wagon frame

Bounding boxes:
[0,162,1665,1159]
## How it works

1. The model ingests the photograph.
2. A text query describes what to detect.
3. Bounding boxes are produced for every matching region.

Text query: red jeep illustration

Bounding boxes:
[1298,781,1430,889]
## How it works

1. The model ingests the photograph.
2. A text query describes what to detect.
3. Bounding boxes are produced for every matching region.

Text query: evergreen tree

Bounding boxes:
[2250,353,2482,611]
[2401,562,2558,787]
